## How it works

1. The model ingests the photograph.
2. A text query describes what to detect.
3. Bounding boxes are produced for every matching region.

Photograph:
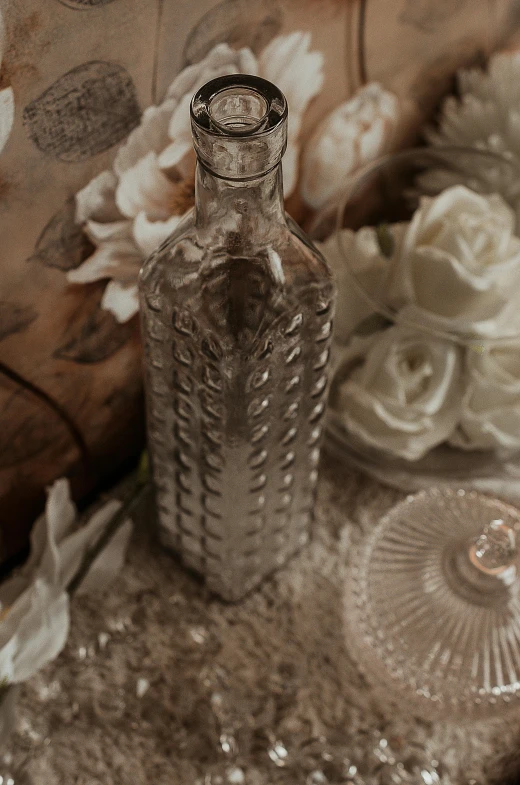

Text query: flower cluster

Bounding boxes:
[69,32,400,323]
[425,50,520,223]
[320,185,520,461]
[69,34,325,322]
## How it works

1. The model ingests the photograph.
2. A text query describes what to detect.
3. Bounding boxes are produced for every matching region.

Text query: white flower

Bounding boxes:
[451,340,520,451]
[300,83,400,210]
[0,8,14,157]
[425,51,520,216]
[332,325,463,461]
[316,224,404,344]
[69,35,323,322]
[391,185,520,339]
[0,479,132,686]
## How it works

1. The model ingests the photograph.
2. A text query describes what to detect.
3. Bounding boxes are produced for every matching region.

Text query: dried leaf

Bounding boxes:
[0,302,37,341]
[54,291,134,363]
[28,197,94,271]
[183,0,282,65]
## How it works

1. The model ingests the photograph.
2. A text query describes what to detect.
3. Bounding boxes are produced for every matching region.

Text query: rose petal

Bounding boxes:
[317,227,396,343]
[0,87,14,157]
[101,279,139,322]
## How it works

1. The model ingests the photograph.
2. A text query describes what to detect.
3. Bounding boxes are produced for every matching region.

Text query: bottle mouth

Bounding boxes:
[190,74,288,181]
[207,85,269,135]
[191,74,287,138]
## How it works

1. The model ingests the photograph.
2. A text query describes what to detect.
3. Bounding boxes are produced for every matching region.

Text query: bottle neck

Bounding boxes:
[194,160,286,241]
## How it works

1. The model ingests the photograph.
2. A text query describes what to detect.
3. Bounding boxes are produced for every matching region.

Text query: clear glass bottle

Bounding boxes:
[139,74,335,601]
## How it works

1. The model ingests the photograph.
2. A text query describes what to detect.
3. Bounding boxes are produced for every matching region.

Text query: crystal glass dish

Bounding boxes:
[344,487,520,720]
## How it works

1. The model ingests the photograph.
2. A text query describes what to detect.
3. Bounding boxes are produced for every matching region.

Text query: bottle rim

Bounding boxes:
[190,74,288,141]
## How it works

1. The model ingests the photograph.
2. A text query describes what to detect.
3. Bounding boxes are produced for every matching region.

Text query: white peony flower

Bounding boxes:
[390,185,520,339]
[0,8,14,157]
[332,325,463,461]
[451,340,520,452]
[0,479,132,687]
[316,224,405,345]
[425,51,520,217]
[300,83,400,210]
[69,34,323,322]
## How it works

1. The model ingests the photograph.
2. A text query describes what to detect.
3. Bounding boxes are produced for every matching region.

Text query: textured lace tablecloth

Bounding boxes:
[3,456,520,785]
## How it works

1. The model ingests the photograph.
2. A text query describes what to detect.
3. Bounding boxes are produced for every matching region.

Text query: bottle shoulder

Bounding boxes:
[139,212,333,295]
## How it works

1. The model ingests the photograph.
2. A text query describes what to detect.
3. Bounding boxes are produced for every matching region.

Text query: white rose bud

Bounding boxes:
[300,83,400,210]
[451,341,520,451]
[392,185,520,339]
[332,325,463,461]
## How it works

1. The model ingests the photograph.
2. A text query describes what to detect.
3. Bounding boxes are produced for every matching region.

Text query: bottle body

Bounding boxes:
[139,75,335,600]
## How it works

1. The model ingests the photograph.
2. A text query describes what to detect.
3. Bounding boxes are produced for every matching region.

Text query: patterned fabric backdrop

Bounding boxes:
[0,0,517,563]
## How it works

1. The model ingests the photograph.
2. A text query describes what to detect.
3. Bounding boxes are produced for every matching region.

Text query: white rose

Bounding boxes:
[332,325,463,461]
[300,83,400,210]
[317,224,405,344]
[451,341,520,451]
[392,185,520,339]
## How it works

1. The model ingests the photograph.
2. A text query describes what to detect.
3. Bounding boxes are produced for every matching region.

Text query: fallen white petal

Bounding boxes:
[35,479,77,587]
[54,499,122,589]
[9,581,69,684]
[133,211,182,257]
[102,279,140,322]
[0,87,14,157]
[76,519,133,595]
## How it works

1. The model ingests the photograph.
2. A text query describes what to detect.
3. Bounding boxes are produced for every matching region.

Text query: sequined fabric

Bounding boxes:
[2,457,517,784]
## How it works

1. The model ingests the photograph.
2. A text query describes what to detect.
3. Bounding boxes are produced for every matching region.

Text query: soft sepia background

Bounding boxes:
[0,0,518,562]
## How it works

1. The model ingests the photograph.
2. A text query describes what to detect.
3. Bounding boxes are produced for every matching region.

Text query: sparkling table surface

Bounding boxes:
[3,456,520,785]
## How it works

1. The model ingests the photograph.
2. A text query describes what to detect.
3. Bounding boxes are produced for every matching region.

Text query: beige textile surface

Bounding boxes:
[3,456,518,785]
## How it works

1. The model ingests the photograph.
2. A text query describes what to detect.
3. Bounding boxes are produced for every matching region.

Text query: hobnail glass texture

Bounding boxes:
[139,75,335,601]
